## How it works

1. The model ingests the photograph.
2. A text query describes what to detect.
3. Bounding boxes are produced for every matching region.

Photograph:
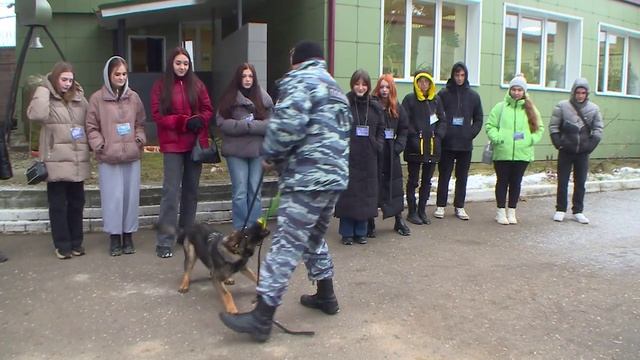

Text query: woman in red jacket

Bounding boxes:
[151,47,213,258]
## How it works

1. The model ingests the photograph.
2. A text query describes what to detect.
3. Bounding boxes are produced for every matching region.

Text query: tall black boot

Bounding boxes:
[219,296,276,342]
[300,278,340,315]
[394,215,411,236]
[418,198,431,225]
[110,234,122,256]
[366,218,376,238]
[122,232,135,254]
[406,201,422,225]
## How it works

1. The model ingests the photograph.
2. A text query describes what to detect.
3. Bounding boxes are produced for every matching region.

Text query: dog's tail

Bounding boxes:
[153,223,187,245]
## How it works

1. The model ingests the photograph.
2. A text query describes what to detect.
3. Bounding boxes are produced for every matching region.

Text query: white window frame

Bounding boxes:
[379,0,482,85]
[501,3,583,92]
[596,23,640,99]
[127,35,166,72]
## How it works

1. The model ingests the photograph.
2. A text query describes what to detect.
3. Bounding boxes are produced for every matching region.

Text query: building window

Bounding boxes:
[502,5,582,90]
[381,0,481,84]
[598,24,640,96]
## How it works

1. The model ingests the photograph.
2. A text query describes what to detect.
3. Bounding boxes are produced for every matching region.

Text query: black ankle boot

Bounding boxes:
[122,233,135,254]
[300,278,340,315]
[366,218,376,238]
[219,296,276,342]
[394,215,411,236]
[418,209,431,225]
[110,234,122,256]
[407,211,422,225]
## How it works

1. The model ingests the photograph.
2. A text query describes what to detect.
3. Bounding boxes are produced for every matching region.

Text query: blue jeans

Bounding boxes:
[226,156,263,229]
[338,217,367,238]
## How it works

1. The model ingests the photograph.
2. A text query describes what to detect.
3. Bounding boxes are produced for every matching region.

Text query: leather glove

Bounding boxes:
[186,116,204,133]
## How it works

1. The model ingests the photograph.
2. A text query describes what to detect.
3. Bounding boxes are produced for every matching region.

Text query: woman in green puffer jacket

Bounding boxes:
[485,75,544,225]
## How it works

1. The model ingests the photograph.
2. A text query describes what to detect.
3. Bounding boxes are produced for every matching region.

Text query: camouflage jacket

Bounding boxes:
[262,59,351,192]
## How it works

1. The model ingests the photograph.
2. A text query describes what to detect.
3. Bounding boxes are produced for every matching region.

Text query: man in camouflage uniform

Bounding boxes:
[219,41,351,342]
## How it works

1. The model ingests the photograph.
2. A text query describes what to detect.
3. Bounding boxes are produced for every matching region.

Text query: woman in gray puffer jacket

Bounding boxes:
[216,63,273,230]
[549,78,604,224]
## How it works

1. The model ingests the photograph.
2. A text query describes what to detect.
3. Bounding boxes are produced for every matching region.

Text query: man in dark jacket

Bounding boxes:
[219,41,351,342]
[549,78,603,224]
[434,62,483,221]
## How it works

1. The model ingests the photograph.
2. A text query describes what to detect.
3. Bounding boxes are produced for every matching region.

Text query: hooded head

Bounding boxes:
[412,70,436,101]
[448,62,469,88]
[571,78,590,104]
[290,41,324,66]
[103,56,129,98]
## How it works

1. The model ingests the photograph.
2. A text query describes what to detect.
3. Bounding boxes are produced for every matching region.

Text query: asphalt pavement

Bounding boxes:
[1,190,639,360]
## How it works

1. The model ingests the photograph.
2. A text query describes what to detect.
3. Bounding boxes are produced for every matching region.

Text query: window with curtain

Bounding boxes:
[598,26,640,96]
[382,0,480,83]
[502,7,579,90]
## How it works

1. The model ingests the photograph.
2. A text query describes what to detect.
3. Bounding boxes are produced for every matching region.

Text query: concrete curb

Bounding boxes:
[1,178,639,233]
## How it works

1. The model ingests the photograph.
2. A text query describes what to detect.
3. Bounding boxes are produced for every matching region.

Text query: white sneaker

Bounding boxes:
[495,208,509,225]
[574,213,590,224]
[506,208,517,224]
[433,207,445,219]
[553,211,565,222]
[454,207,469,220]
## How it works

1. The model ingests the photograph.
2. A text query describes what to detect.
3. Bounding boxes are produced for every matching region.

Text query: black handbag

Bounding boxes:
[26,161,47,185]
[191,137,221,164]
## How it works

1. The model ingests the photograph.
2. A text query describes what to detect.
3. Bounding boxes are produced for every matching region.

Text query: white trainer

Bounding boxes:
[506,208,517,224]
[495,208,509,225]
[574,213,590,224]
[454,207,469,220]
[433,207,445,219]
[553,211,565,222]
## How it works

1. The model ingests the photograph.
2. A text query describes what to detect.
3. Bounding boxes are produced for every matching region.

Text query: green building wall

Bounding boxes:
[331,0,640,160]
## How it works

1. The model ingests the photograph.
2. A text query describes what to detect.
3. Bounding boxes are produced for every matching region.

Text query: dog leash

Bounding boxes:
[243,168,315,337]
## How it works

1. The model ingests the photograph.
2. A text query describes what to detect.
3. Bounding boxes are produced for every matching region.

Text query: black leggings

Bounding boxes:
[493,161,529,209]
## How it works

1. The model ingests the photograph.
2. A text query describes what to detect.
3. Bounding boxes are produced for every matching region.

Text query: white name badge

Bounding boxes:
[356,125,370,137]
[70,127,84,140]
[384,128,395,139]
[116,123,132,136]
[452,117,464,126]
[513,132,525,140]
[430,114,438,125]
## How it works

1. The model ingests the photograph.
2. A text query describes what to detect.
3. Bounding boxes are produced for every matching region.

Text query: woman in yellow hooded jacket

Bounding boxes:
[485,75,544,225]
[401,70,446,226]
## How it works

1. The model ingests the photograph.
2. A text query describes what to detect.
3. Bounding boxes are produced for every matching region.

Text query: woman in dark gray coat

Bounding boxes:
[217,63,273,230]
[334,70,384,245]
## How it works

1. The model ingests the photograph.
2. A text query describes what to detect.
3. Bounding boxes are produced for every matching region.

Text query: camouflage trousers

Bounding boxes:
[257,190,340,306]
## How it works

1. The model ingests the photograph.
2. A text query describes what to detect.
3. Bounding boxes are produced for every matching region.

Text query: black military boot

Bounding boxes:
[300,278,340,315]
[122,232,135,254]
[394,215,411,236]
[110,234,122,256]
[219,296,276,342]
[366,218,376,238]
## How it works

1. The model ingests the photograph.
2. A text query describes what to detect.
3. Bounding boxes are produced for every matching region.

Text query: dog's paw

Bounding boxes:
[224,278,235,286]
[178,287,190,294]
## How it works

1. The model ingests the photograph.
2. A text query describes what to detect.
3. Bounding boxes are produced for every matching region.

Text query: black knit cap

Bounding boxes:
[291,41,324,65]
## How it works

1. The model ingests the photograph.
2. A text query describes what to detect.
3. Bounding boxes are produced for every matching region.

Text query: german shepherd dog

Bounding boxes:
[168,222,270,314]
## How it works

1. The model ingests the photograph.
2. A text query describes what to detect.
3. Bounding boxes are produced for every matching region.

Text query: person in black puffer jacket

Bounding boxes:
[402,70,446,225]
[434,62,483,221]
[549,78,604,224]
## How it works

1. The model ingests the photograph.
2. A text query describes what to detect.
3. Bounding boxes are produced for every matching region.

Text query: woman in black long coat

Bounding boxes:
[334,69,384,245]
[402,70,447,225]
[366,74,410,237]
